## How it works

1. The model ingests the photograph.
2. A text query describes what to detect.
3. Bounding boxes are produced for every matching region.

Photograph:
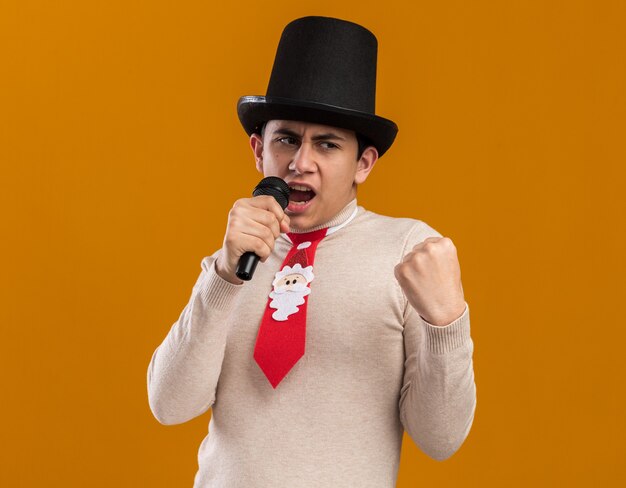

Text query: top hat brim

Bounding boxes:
[237,96,398,158]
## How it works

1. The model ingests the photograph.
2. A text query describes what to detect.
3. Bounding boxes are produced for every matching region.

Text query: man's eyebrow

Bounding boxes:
[273,128,346,141]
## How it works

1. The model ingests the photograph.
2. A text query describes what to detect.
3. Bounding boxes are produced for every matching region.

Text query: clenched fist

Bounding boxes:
[215,196,291,285]
[394,236,466,327]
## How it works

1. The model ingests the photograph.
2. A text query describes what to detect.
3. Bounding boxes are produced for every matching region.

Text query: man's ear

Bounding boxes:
[354,146,379,185]
[250,133,264,174]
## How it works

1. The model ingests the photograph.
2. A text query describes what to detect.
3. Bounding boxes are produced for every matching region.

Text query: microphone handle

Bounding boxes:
[236,251,260,281]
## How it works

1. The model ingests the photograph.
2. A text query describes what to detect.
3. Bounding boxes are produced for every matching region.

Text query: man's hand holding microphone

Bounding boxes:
[215,177,291,285]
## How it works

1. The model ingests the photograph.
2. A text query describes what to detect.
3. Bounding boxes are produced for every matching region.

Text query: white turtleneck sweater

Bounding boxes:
[147,198,476,487]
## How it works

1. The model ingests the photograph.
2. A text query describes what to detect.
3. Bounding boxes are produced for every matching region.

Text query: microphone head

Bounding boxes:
[252,176,291,210]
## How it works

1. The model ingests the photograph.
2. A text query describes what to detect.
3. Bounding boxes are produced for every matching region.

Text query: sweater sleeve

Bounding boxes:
[146,249,243,425]
[398,222,477,461]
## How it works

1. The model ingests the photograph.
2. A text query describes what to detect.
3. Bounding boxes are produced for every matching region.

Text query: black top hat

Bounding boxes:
[237,16,398,157]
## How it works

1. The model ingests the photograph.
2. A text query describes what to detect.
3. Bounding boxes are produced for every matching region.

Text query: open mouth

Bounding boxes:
[288,184,316,210]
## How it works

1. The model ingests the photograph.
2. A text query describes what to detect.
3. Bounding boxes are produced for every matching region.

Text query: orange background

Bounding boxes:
[1,1,625,486]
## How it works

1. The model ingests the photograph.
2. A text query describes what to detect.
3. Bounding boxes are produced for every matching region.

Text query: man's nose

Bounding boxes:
[289,141,317,174]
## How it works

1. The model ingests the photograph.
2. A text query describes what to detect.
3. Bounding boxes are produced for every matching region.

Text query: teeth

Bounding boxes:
[289,200,310,206]
[289,184,312,192]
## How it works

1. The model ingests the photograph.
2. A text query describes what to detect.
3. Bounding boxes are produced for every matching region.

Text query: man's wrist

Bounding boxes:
[215,259,244,285]
[419,302,467,327]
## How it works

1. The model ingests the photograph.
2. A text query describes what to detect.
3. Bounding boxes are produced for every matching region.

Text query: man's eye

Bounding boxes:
[320,142,338,149]
[277,136,298,145]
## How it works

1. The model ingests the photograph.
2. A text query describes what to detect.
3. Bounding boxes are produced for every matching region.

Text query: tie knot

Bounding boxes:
[287,227,329,247]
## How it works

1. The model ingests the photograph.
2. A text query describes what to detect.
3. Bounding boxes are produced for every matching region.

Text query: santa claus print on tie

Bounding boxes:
[269,242,314,321]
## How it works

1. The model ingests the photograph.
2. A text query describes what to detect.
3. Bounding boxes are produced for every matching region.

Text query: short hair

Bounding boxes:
[258,121,374,161]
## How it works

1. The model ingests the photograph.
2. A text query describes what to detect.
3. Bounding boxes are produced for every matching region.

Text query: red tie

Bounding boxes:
[253,227,329,388]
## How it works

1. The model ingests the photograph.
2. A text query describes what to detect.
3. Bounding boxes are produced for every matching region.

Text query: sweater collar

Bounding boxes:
[282,198,358,236]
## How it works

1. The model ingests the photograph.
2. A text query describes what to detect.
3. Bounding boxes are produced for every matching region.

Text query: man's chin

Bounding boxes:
[286,214,315,232]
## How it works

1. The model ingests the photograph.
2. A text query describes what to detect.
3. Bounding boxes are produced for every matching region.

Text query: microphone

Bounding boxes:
[235,176,291,281]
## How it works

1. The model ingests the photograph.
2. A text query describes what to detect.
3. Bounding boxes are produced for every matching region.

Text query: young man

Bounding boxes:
[147,16,476,488]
